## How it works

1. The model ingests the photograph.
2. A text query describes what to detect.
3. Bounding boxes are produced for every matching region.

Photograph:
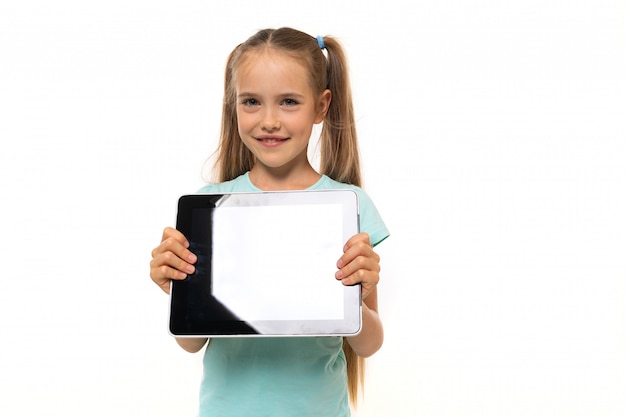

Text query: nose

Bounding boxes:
[261,107,280,131]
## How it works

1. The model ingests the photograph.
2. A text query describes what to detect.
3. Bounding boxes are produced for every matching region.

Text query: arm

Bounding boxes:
[335,233,384,358]
[346,288,383,357]
[150,227,208,353]
[176,337,209,353]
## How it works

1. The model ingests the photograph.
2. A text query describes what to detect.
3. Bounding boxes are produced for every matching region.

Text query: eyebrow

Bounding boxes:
[237,92,306,99]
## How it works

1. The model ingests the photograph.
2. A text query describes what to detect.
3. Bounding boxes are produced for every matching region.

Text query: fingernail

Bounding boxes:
[335,270,343,279]
[188,253,197,263]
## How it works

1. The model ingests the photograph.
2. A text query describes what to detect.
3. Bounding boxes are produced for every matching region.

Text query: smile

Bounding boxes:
[256,136,289,146]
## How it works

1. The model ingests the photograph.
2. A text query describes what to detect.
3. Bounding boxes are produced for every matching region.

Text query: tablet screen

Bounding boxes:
[169,190,361,337]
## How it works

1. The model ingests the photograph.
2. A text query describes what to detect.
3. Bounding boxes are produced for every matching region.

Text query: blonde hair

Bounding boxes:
[211,27,365,405]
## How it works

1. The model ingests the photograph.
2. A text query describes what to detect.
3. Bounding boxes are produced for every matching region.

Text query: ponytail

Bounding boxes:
[318,35,362,187]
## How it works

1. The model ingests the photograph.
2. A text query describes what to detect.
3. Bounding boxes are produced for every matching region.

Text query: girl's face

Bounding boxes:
[234,50,331,180]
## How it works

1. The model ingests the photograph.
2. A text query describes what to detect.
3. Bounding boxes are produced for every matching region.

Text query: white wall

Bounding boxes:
[1,1,625,416]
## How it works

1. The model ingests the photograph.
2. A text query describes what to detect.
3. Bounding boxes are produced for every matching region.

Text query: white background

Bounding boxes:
[1,1,625,416]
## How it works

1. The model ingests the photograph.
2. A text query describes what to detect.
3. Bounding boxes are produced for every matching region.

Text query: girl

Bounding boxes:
[150,27,389,416]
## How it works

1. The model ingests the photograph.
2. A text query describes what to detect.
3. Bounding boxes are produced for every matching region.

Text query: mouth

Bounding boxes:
[256,135,289,145]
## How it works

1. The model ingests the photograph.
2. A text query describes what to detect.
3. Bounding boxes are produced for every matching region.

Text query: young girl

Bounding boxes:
[150,27,389,416]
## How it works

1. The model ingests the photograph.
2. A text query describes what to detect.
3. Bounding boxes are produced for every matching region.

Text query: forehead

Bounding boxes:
[235,49,313,92]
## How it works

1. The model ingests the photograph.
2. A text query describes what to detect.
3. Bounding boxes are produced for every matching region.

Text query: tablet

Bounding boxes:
[169,189,361,337]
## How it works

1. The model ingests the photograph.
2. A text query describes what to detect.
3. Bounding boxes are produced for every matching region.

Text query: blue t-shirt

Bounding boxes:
[195,173,389,417]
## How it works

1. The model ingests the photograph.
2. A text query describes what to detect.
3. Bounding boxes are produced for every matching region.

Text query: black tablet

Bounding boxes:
[169,189,361,337]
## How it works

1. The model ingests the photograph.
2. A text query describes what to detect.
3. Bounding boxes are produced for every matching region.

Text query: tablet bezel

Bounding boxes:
[169,189,361,337]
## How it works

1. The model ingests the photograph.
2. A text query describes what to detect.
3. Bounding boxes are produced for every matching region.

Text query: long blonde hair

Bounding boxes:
[211,27,365,405]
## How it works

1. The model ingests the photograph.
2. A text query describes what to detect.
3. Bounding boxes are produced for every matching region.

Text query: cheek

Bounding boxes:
[236,109,252,132]
[235,120,249,145]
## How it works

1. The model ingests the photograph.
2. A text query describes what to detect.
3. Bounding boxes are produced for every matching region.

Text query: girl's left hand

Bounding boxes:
[335,232,380,300]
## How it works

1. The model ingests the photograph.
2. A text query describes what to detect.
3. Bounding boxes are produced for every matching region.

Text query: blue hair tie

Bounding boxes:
[316,35,326,50]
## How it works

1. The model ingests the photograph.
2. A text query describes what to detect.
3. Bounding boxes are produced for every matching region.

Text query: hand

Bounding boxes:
[335,232,380,300]
[150,227,197,294]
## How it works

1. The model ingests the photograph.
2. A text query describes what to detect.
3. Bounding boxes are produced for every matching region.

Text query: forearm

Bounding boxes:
[176,337,208,353]
[346,301,384,358]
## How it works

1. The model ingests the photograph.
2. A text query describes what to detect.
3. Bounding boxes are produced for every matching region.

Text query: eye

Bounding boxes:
[282,98,298,106]
[242,98,259,106]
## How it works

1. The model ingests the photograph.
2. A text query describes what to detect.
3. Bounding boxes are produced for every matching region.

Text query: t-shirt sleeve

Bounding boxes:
[354,188,390,247]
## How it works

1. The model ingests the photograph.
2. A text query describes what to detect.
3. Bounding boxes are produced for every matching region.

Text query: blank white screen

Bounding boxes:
[211,204,344,321]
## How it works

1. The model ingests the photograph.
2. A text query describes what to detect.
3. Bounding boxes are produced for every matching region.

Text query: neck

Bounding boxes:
[248,164,321,191]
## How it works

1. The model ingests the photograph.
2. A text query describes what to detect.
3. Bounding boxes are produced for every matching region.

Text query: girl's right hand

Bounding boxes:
[150,227,197,294]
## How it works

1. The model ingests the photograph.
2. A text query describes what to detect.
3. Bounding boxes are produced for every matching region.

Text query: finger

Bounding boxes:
[152,234,197,266]
[150,227,195,294]
[342,232,371,251]
[150,271,173,295]
[335,255,379,285]
[154,263,190,280]
[151,251,195,276]
[151,266,184,294]
[337,239,379,273]
[337,266,378,300]
[162,226,190,247]
[335,233,380,292]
